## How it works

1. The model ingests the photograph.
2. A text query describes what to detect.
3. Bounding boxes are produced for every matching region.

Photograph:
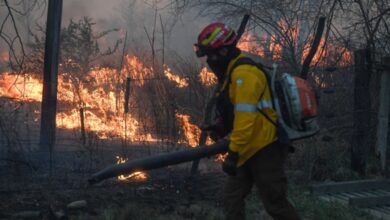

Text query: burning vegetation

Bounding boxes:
[237,31,352,68]
[0,55,207,145]
[2,0,389,219]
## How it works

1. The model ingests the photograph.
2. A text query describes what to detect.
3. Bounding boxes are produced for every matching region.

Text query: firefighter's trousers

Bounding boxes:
[223,141,301,220]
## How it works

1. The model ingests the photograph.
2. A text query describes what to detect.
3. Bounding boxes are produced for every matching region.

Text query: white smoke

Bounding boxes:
[61,0,211,58]
[0,0,213,66]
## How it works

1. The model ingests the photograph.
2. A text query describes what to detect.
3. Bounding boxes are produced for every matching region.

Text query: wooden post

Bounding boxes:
[124,77,131,114]
[39,0,63,151]
[80,107,86,146]
[376,56,390,170]
[351,49,372,175]
[123,77,131,155]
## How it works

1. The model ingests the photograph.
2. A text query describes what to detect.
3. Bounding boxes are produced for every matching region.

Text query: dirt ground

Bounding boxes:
[0,144,380,220]
[0,169,230,219]
[0,144,274,220]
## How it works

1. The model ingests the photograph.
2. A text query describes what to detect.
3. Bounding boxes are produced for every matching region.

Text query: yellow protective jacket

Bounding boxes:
[222,54,278,167]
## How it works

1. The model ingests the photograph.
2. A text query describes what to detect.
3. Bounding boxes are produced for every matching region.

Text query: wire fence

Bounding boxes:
[0,54,387,188]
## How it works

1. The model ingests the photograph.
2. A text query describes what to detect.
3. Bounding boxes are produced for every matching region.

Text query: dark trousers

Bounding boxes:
[223,142,301,220]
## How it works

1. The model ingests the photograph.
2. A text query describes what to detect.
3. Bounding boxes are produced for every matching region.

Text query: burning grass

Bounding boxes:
[0,55,209,146]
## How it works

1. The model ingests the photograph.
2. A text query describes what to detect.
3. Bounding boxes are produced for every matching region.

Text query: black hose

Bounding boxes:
[88,140,229,185]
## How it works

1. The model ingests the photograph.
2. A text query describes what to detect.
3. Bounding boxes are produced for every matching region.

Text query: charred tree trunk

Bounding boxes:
[351,49,372,175]
[300,17,326,79]
[39,0,63,152]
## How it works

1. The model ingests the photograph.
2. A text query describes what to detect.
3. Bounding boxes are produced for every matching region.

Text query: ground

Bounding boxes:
[0,145,380,220]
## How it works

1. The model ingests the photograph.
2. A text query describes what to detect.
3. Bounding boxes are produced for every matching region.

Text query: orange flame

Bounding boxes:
[124,55,153,86]
[175,113,201,147]
[0,73,42,102]
[116,156,148,181]
[236,18,352,67]
[215,152,228,162]
[237,33,265,57]
[164,65,189,88]
[0,55,203,146]
[301,38,353,67]
[199,67,217,86]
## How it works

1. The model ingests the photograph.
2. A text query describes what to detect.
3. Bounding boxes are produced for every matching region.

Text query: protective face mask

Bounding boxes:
[207,58,229,83]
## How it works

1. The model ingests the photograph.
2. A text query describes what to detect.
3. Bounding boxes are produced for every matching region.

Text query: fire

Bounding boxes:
[237,33,265,57]
[175,113,201,147]
[199,67,217,86]
[115,156,148,181]
[269,35,283,61]
[56,66,150,140]
[0,55,202,146]
[235,19,352,67]
[0,73,42,102]
[301,38,353,67]
[124,55,153,86]
[163,65,189,88]
[215,152,228,162]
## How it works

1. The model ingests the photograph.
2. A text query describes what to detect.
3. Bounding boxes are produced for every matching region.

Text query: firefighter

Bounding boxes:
[194,23,301,220]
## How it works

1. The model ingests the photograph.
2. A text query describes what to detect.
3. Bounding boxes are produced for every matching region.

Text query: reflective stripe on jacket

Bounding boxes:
[225,54,278,167]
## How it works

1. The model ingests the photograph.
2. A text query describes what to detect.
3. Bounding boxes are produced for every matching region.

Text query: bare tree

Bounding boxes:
[0,0,46,71]
[171,0,342,72]
[335,0,390,55]
[27,17,120,105]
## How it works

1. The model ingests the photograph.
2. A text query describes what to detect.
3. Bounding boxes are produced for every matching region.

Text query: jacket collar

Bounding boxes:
[221,53,246,90]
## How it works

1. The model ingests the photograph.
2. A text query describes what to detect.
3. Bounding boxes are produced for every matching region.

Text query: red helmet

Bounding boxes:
[194,23,237,57]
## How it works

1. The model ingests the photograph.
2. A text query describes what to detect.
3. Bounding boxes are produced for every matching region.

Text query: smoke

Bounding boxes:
[61,0,211,58]
[0,0,213,69]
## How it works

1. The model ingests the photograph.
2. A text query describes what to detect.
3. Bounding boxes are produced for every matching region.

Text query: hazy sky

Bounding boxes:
[0,0,213,63]
[61,0,211,58]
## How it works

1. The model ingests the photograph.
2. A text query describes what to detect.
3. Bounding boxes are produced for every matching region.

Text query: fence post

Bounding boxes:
[351,49,372,175]
[124,77,131,114]
[376,56,390,171]
[80,107,86,146]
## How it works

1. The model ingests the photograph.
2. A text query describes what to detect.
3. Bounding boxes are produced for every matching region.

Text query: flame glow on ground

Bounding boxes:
[116,156,148,181]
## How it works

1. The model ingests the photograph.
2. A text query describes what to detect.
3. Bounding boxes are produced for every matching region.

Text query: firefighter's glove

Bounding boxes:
[222,150,239,176]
